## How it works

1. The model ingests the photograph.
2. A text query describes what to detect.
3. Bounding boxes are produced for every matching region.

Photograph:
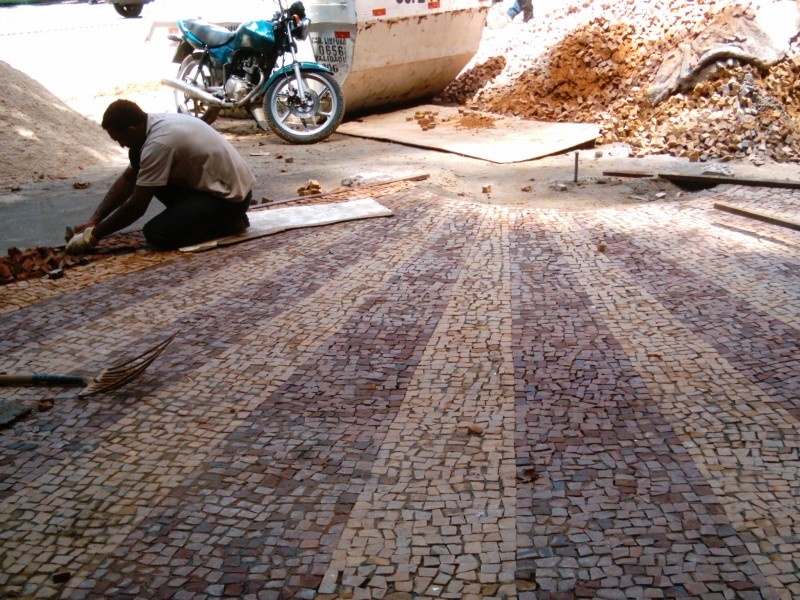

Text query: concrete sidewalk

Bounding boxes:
[1,182,798,599]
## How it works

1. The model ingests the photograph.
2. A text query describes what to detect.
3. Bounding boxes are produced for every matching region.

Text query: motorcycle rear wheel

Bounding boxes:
[264,70,344,144]
[174,55,221,125]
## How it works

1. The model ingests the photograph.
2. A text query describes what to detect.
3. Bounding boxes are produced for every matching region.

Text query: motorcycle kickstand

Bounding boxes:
[248,106,269,132]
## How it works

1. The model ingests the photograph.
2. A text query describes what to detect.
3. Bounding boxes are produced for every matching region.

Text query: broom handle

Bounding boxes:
[0,374,89,387]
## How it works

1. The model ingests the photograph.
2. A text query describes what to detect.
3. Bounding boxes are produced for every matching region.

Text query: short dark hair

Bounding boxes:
[101,99,147,132]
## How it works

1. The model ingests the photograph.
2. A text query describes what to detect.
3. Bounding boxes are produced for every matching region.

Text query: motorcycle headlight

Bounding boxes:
[292,16,310,40]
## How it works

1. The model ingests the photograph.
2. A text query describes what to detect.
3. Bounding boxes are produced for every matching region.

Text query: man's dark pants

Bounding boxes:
[143,187,251,250]
[129,147,250,250]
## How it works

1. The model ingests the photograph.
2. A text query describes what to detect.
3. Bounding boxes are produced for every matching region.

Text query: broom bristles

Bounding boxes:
[79,333,176,397]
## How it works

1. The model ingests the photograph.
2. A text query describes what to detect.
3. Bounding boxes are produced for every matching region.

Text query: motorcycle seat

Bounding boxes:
[182,19,236,48]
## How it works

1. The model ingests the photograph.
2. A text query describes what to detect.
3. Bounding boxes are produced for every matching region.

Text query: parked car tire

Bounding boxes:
[113,2,144,17]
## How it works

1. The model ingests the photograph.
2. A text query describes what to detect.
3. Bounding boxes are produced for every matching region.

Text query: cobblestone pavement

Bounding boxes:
[0,184,798,600]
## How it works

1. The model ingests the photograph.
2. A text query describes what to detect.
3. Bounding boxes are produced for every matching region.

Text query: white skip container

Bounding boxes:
[304,0,488,113]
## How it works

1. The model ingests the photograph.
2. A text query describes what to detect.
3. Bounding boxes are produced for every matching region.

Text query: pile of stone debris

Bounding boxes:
[0,246,86,285]
[440,0,800,165]
[0,232,146,286]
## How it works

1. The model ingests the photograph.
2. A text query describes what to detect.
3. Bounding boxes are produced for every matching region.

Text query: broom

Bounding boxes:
[0,333,176,397]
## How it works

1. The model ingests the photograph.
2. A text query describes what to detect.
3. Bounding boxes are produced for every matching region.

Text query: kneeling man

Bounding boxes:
[67,99,255,253]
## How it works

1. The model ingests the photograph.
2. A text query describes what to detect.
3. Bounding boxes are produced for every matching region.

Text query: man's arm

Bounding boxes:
[65,180,155,254]
[65,173,156,254]
[74,166,137,233]
[92,184,156,240]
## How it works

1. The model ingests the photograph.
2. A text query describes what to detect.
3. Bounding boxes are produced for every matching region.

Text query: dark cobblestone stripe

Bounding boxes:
[318,203,518,599]
[572,210,800,420]
[540,205,799,597]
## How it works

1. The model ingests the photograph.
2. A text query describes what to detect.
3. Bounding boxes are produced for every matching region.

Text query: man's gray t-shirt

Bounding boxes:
[135,113,255,202]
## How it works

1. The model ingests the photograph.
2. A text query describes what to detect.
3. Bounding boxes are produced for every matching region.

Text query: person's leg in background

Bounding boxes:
[507,0,532,22]
[521,0,533,22]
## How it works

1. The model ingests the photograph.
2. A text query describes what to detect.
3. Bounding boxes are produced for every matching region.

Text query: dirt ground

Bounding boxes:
[5,57,800,225]
[212,116,688,209]
[4,20,800,286]
[4,0,800,221]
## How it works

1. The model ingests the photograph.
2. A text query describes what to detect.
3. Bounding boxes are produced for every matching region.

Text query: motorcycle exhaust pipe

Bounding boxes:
[160,78,232,108]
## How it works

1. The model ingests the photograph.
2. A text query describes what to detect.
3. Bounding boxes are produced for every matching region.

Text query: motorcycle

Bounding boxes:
[162,0,345,144]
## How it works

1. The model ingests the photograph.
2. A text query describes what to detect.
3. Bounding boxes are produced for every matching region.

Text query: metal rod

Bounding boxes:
[574,152,579,183]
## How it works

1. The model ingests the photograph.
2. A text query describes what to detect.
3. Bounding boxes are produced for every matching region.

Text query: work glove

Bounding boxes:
[65,227,98,254]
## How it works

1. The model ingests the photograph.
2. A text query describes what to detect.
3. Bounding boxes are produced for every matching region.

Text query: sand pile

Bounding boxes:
[0,60,121,191]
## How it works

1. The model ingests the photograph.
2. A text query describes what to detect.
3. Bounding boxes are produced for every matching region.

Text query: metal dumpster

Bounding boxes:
[305,0,487,113]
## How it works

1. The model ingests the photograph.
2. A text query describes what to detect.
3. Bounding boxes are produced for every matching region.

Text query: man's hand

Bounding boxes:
[65,227,98,254]
[72,220,95,235]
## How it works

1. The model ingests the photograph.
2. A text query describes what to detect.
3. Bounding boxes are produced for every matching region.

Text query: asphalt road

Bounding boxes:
[0,0,307,102]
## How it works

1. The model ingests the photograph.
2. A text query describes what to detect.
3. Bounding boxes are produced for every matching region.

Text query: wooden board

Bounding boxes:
[338,105,601,164]
[604,170,800,190]
[713,202,800,232]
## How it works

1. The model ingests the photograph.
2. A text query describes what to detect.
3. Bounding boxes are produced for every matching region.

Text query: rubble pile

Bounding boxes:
[441,0,800,164]
[0,246,77,284]
[297,179,323,196]
[0,233,147,286]
[439,56,506,107]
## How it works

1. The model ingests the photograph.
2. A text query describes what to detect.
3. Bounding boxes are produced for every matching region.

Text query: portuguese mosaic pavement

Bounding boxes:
[1,184,798,599]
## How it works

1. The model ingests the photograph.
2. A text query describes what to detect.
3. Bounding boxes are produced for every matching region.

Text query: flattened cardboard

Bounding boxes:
[180,198,393,252]
[337,105,601,164]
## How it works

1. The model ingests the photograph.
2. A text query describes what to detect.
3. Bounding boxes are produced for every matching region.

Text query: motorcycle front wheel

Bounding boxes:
[174,55,221,125]
[264,70,344,144]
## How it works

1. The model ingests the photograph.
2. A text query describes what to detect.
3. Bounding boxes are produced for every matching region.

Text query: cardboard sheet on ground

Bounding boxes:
[337,105,601,164]
[180,198,393,253]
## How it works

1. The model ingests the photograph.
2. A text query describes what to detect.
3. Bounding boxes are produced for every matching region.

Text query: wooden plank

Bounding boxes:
[180,198,394,253]
[262,173,430,207]
[602,170,657,178]
[661,173,800,190]
[713,202,800,232]
[603,170,800,189]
